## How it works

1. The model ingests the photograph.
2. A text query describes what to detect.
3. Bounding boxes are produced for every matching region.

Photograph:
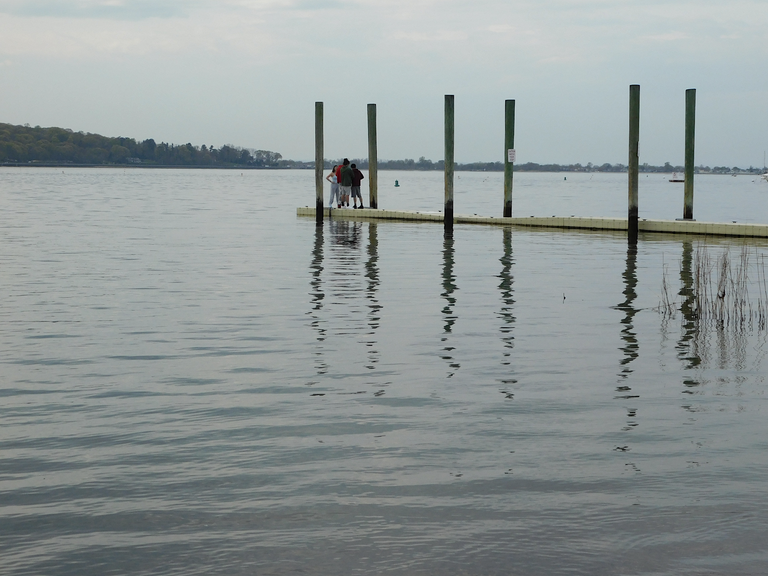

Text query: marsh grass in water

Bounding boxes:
[660,243,768,329]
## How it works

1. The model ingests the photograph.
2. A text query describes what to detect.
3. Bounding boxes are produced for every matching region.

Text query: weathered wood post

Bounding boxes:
[444,94,454,236]
[367,103,378,209]
[503,99,515,218]
[683,88,696,220]
[628,85,640,244]
[315,101,324,225]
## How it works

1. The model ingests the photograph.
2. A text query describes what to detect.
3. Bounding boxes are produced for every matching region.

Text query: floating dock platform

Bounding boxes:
[297,207,768,238]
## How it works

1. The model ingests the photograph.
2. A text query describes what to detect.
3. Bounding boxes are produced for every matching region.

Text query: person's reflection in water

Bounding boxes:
[364,223,381,369]
[615,243,639,434]
[308,225,327,375]
[330,219,362,250]
[497,228,516,366]
[328,220,363,317]
[441,235,460,377]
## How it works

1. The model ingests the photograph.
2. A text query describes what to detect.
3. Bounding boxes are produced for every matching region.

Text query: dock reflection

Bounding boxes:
[441,235,460,377]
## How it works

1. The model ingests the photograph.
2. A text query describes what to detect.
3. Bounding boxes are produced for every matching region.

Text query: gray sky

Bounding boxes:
[1,0,766,166]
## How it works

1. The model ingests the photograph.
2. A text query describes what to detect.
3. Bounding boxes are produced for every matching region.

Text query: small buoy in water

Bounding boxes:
[564,177,567,181]
[394,180,400,187]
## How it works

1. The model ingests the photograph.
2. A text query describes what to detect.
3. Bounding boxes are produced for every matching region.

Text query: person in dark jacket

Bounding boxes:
[350,163,365,209]
[339,158,354,208]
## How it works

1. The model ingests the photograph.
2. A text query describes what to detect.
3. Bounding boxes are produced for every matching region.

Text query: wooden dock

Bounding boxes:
[297,207,768,238]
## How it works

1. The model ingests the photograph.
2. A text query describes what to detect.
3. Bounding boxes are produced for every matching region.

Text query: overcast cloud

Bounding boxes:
[0,0,766,166]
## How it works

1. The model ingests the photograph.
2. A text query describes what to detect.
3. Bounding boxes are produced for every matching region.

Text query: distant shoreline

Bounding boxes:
[0,162,288,170]
[0,163,761,175]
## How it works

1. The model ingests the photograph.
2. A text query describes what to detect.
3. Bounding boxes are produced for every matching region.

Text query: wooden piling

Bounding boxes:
[504,99,515,218]
[315,101,324,225]
[444,95,454,236]
[683,89,696,220]
[367,103,378,209]
[628,85,640,244]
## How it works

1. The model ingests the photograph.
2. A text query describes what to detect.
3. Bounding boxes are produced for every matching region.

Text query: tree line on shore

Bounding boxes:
[0,122,760,174]
[0,123,283,167]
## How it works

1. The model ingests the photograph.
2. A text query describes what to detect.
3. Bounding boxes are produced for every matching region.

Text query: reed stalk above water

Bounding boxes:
[660,245,768,330]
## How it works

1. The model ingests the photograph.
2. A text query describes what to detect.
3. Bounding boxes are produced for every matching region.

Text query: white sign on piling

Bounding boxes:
[507,149,516,163]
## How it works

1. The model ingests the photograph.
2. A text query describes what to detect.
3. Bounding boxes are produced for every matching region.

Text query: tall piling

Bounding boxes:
[628,85,640,244]
[367,103,378,209]
[315,101,324,225]
[503,99,515,218]
[683,89,696,220]
[444,94,455,236]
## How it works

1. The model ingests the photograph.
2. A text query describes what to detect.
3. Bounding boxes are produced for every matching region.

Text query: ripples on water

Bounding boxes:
[1,168,768,575]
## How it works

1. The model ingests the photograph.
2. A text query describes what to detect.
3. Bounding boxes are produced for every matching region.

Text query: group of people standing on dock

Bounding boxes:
[326,158,365,209]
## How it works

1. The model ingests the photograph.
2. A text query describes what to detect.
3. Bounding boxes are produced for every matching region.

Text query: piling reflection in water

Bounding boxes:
[441,235,460,377]
[309,226,325,327]
[308,226,328,375]
[615,244,640,435]
[365,223,381,370]
[616,244,639,382]
[677,241,701,372]
[676,241,703,395]
[497,228,516,366]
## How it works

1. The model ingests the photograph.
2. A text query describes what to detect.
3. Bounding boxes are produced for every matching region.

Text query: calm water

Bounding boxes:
[2,168,768,575]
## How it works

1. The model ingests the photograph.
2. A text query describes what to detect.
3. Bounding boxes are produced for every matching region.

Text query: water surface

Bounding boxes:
[1,168,767,575]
